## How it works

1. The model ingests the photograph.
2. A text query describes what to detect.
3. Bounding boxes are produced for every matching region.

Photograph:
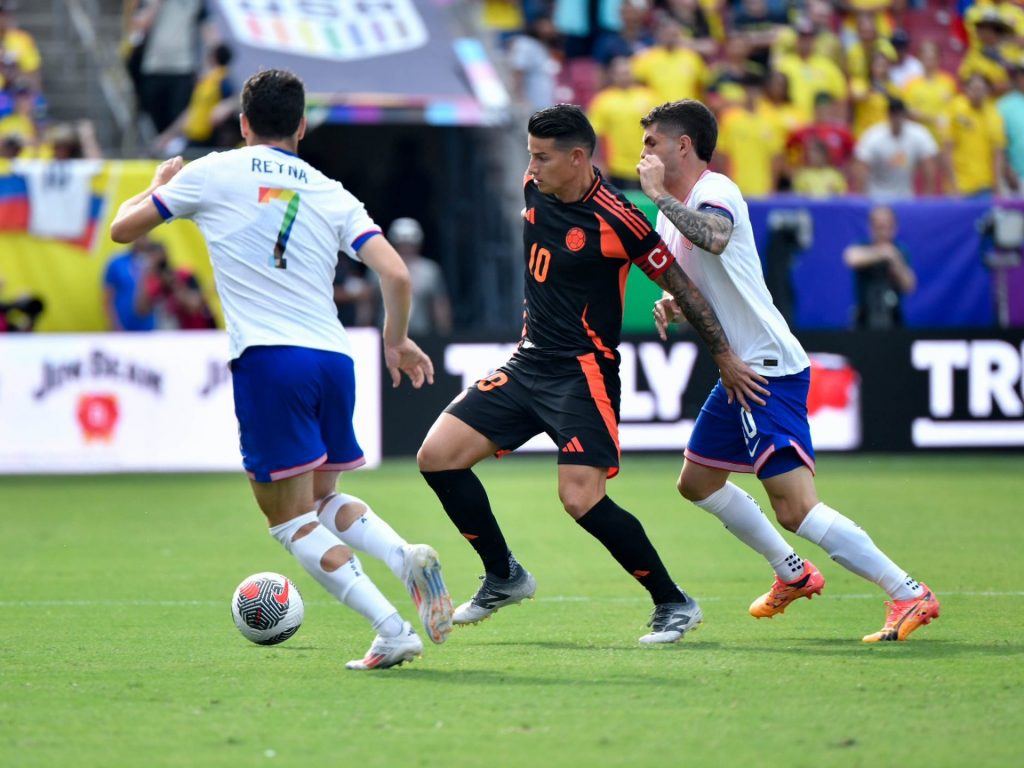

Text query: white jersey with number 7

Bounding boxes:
[153,145,380,360]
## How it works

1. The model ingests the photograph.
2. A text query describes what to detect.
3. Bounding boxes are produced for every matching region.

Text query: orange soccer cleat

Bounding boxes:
[749,561,825,618]
[862,584,940,643]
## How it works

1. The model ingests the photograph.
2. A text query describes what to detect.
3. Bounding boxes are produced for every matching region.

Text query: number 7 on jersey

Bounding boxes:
[258,187,300,269]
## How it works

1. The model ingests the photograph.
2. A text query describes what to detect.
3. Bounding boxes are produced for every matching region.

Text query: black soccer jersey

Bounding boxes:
[519,169,672,359]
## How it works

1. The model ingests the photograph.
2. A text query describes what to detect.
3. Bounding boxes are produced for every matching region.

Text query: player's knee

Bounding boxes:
[677,474,717,503]
[416,439,447,472]
[557,485,596,520]
[319,544,353,572]
[290,521,319,542]
[771,498,811,532]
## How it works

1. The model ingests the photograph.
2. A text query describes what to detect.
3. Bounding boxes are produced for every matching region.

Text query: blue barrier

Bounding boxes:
[627,193,1024,330]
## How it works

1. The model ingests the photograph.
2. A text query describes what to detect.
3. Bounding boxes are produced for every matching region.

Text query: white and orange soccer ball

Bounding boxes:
[231,572,304,645]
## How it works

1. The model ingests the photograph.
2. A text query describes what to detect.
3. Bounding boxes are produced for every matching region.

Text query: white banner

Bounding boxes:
[216,0,428,62]
[0,330,381,474]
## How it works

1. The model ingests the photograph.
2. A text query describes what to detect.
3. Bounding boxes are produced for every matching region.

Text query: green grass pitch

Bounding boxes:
[2,454,1022,767]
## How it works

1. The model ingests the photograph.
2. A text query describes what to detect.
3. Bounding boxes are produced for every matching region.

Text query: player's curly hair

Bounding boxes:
[528,104,596,156]
[242,69,305,140]
[640,100,717,163]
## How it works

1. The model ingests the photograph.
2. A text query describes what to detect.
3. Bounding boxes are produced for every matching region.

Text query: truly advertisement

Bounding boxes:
[911,339,1024,447]
[382,336,865,457]
[382,331,1024,456]
[0,330,381,474]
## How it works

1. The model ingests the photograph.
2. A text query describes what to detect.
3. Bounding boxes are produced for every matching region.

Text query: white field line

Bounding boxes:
[1,591,1022,608]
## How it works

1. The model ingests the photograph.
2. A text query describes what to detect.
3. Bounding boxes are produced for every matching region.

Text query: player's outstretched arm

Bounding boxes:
[358,235,435,389]
[655,262,769,411]
[110,156,183,243]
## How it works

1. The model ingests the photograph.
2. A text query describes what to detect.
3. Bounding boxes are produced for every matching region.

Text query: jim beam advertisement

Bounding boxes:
[0,330,382,474]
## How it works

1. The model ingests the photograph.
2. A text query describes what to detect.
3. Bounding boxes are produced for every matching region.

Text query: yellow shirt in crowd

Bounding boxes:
[851,79,902,137]
[1,27,41,74]
[771,28,844,69]
[845,38,898,83]
[631,46,708,105]
[774,53,848,121]
[588,84,658,181]
[756,97,808,154]
[480,0,524,32]
[0,113,35,145]
[945,95,1007,195]
[902,71,959,143]
[716,105,781,197]
[792,166,849,198]
[183,66,231,143]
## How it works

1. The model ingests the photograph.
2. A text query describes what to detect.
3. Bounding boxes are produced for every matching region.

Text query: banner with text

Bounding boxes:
[0,330,381,474]
[381,330,1024,456]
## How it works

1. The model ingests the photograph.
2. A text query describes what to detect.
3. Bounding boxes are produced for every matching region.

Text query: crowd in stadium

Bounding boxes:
[2,0,1021,335]
[490,0,1024,199]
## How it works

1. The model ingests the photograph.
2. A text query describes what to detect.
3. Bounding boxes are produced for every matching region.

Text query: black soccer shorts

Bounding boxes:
[446,349,623,477]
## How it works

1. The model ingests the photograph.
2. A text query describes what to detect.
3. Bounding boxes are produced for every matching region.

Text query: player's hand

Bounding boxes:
[384,338,435,389]
[636,155,668,201]
[153,156,183,187]
[652,296,682,341]
[713,349,770,412]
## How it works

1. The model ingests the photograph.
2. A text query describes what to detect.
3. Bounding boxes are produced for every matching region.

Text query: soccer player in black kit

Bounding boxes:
[417,104,767,643]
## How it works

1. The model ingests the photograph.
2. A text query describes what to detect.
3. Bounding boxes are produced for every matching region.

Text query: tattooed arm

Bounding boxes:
[637,154,733,255]
[653,194,733,255]
[653,261,770,411]
[654,262,729,355]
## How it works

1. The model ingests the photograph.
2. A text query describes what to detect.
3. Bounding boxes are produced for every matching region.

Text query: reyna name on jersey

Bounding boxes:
[250,157,309,182]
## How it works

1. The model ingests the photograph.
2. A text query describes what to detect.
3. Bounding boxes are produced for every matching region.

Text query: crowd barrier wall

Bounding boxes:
[383,330,1024,457]
[1,328,1020,474]
[623,193,1024,331]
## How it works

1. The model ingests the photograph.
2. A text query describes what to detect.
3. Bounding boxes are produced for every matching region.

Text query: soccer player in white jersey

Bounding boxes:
[109,69,454,669]
[637,100,940,642]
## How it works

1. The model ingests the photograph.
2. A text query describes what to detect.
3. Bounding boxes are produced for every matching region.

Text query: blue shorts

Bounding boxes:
[231,346,365,483]
[685,368,815,479]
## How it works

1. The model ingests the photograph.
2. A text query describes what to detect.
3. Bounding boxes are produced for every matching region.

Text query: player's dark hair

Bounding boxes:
[242,69,305,140]
[528,104,596,156]
[640,100,717,163]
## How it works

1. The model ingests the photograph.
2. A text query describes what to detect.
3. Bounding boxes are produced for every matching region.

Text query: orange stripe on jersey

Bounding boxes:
[523,171,534,188]
[593,191,645,239]
[597,213,628,260]
[594,187,651,238]
[595,187,651,235]
[577,352,620,464]
[597,215,632,316]
[581,305,616,360]
[581,174,602,203]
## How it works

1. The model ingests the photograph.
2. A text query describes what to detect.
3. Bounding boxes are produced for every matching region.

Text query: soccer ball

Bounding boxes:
[231,572,304,645]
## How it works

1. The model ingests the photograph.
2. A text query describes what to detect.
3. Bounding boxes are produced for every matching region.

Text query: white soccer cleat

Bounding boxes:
[400,543,454,644]
[345,621,424,670]
[453,562,537,625]
[639,598,703,644]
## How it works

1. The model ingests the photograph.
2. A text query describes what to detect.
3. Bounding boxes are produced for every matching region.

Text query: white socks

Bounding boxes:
[317,493,407,580]
[695,482,806,582]
[268,510,403,636]
[796,503,923,601]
